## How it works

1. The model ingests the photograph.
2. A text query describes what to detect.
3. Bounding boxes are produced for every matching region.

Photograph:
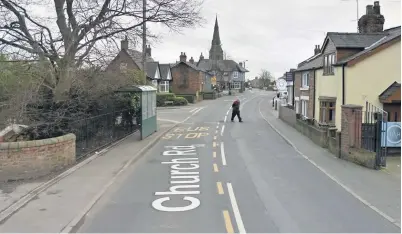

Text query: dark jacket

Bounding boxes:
[232,100,240,111]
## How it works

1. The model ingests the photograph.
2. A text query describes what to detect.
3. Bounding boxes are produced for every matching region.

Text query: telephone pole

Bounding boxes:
[142,0,147,81]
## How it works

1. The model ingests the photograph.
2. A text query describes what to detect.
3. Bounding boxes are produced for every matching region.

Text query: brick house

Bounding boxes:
[171,53,204,101]
[293,45,322,120]
[106,37,163,89]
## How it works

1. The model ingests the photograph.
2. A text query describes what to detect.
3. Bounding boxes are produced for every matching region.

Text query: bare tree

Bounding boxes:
[258,69,273,87]
[0,0,205,101]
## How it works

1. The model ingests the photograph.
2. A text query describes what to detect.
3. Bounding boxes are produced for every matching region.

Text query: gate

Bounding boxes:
[361,101,388,168]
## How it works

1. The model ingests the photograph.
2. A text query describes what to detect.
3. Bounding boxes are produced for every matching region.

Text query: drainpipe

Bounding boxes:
[342,64,345,105]
[292,72,295,107]
[313,68,316,119]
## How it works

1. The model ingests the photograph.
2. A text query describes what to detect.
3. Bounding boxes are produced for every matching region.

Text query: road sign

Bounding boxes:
[276,78,287,91]
[211,76,217,85]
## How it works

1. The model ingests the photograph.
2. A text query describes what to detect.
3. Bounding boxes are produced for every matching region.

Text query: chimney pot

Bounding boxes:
[146,45,151,57]
[121,37,129,50]
[314,45,320,55]
[366,5,374,15]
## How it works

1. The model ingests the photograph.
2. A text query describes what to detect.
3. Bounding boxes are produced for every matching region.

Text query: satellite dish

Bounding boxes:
[276,78,287,91]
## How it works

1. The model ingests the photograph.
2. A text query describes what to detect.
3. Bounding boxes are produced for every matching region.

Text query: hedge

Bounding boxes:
[156,93,175,106]
[175,94,196,104]
[156,93,188,106]
[172,97,188,106]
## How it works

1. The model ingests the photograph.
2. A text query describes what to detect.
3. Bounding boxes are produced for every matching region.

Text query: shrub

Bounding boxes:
[156,93,176,106]
[173,97,188,106]
[176,94,195,103]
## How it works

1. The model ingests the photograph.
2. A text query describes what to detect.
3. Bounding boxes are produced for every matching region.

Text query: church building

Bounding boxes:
[196,17,249,93]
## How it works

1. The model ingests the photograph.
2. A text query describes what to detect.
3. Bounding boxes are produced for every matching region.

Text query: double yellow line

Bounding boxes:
[213,127,235,233]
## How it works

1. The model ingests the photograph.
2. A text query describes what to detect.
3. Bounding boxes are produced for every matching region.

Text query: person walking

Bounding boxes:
[231,99,242,122]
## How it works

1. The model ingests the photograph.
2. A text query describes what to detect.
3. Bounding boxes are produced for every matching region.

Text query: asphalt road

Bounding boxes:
[77,90,400,233]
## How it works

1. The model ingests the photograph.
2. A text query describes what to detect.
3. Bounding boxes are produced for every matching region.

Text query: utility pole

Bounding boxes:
[356,0,359,32]
[142,0,147,81]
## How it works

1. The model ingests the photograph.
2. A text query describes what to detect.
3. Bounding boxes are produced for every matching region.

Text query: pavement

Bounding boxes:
[0,90,400,233]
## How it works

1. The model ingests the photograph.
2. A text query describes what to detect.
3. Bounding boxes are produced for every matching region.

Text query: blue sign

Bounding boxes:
[381,122,401,147]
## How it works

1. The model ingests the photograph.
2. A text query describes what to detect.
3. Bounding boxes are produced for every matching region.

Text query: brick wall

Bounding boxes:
[0,134,76,182]
[294,72,301,101]
[340,104,376,169]
[171,63,202,96]
[307,70,315,119]
[336,49,362,62]
[294,70,315,119]
[106,50,140,72]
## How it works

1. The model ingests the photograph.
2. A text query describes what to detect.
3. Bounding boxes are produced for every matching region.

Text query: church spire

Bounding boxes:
[209,15,223,60]
[212,15,221,46]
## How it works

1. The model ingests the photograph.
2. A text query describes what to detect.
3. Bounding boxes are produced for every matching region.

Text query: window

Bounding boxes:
[319,101,336,124]
[159,81,169,93]
[302,72,309,88]
[323,53,335,75]
[120,63,127,72]
[230,82,241,89]
[301,100,308,117]
[233,71,238,78]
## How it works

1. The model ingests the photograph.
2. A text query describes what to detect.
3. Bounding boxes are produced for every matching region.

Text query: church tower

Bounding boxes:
[209,16,224,60]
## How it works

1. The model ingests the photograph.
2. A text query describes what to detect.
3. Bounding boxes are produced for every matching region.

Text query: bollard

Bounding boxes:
[275,100,277,110]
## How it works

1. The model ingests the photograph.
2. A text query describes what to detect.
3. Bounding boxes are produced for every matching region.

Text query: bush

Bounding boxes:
[176,94,195,103]
[156,93,176,106]
[173,97,188,106]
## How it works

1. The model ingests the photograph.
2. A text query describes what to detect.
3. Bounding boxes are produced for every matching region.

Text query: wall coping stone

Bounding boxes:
[341,104,363,109]
[0,133,76,150]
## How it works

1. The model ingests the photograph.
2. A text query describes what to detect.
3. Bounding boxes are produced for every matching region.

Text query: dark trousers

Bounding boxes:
[231,110,242,121]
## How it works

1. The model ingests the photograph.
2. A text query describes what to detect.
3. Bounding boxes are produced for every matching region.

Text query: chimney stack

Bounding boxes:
[189,56,195,64]
[146,45,151,57]
[239,62,243,67]
[121,36,128,51]
[358,1,384,33]
[314,45,321,55]
[179,52,187,62]
[199,53,204,61]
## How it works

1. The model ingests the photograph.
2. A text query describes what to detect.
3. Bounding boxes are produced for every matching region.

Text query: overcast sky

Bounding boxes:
[148,0,401,80]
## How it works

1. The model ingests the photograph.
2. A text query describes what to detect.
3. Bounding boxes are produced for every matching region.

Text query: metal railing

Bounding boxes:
[71,109,140,160]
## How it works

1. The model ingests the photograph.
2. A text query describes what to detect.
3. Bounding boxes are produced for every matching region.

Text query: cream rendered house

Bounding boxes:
[313,27,401,130]
[336,27,401,114]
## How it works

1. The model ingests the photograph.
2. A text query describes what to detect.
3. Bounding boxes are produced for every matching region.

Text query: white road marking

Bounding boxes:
[224,115,227,123]
[221,125,225,136]
[157,118,181,124]
[220,142,227,166]
[226,109,230,115]
[189,107,199,113]
[227,183,246,233]
[257,99,401,228]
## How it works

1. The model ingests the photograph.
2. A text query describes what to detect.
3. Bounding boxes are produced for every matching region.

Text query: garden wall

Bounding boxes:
[0,134,76,182]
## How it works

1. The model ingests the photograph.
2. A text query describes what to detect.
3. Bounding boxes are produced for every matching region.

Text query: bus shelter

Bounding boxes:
[116,85,157,140]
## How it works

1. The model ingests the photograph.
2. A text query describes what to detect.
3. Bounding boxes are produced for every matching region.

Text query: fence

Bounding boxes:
[70,109,140,160]
[360,101,388,168]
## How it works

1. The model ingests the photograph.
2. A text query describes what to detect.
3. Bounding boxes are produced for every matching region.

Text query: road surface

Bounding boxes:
[77,90,400,233]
